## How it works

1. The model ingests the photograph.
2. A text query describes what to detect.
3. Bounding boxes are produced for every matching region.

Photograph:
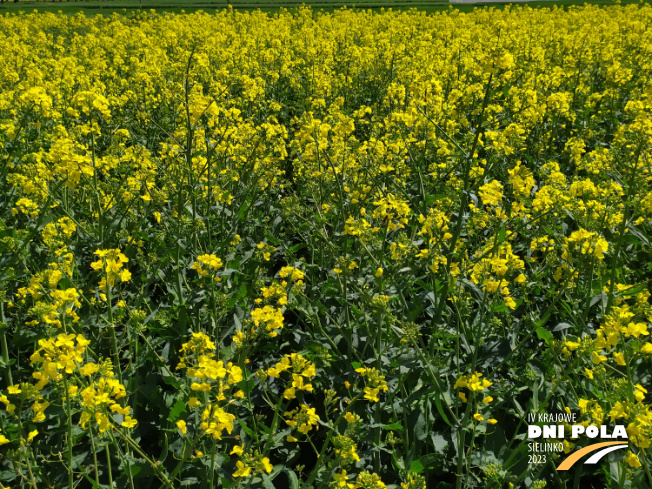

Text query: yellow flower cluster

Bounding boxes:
[90,248,131,300]
[176,332,243,440]
[284,404,320,437]
[333,435,361,464]
[479,180,504,207]
[191,254,223,276]
[255,266,306,307]
[256,242,276,262]
[563,229,609,261]
[79,370,136,432]
[27,334,136,433]
[1,383,48,422]
[12,197,40,218]
[596,305,650,351]
[29,333,91,388]
[229,448,273,478]
[372,193,411,231]
[455,372,493,393]
[199,404,237,441]
[250,305,285,338]
[15,245,78,328]
[355,367,388,403]
[233,267,305,344]
[279,266,305,283]
[259,283,289,306]
[471,243,525,309]
[266,353,316,400]
[333,471,388,489]
[41,217,77,248]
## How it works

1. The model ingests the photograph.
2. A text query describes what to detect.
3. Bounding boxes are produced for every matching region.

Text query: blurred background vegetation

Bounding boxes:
[0,0,648,16]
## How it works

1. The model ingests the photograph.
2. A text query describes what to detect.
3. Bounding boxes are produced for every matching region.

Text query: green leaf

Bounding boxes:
[237,418,255,437]
[168,399,187,422]
[420,453,439,469]
[124,463,141,478]
[498,225,506,243]
[220,268,241,277]
[491,302,509,313]
[409,460,425,473]
[535,327,554,345]
[431,433,448,451]
[82,471,102,489]
[237,377,255,394]
[237,200,249,220]
[284,469,300,489]
[626,224,650,246]
[621,283,646,297]
[414,412,427,441]
[261,474,276,489]
[460,278,483,303]
[433,390,452,427]
[264,233,281,245]
[552,322,573,332]
[534,310,552,328]
[289,243,306,253]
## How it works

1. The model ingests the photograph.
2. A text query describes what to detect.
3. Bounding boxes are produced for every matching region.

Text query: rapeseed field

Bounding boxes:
[1,4,652,488]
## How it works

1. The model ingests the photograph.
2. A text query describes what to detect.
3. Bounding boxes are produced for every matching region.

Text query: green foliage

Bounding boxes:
[1,4,652,489]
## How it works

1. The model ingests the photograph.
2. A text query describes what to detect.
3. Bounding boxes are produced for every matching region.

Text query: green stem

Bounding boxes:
[0,303,12,387]
[106,282,124,386]
[114,429,176,489]
[168,432,202,482]
[91,130,104,247]
[89,423,101,487]
[455,424,466,489]
[138,331,188,396]
[432,72,495,332]
[209,437,217,489]
[107,443,114,489]
[262,392,286,456]
[63,375,74,489]
[581,256,595,331]
[607,143,642,313]
[572,464,581,489]
[303,392,365,487]
[20,441,38,489]
[408,334,460,427]
[641,452,652,487]
[107,431,136,489]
